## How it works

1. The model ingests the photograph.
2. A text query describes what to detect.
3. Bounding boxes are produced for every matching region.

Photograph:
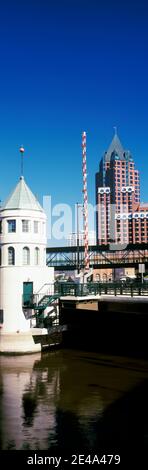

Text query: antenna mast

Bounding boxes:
[20,146,25,176]
[82,131,89,271]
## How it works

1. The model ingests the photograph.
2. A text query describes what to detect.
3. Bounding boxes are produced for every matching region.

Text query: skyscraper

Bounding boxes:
[96,131,142,245]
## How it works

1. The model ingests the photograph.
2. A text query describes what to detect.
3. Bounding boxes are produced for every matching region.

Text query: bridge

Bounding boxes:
[46,243,148,270]
[23,280,148,328]
[23,280,148,312]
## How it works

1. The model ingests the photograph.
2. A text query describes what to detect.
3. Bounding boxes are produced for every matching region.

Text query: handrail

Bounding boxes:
[35,283,55,295]
[56,281,148,298]
[22,281,148,310]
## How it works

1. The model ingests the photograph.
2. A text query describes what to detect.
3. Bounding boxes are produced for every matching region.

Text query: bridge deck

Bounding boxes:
[60,294,148,303]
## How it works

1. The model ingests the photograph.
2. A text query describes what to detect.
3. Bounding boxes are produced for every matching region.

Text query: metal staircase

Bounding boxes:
[23,283,60,310]
[23,284,60,328]
[35,293,60,311]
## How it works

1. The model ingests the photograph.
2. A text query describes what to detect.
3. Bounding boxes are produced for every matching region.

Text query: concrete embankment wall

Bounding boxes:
[59,298,148,358]
[0,328,63,354]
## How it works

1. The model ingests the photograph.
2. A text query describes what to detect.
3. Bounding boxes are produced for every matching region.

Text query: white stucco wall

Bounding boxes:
[0,206,54,333]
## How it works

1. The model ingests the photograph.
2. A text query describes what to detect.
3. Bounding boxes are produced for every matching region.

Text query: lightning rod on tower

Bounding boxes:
[20,146,25,176]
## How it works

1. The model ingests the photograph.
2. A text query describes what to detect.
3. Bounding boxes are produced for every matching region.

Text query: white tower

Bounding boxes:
[0,176,54,353]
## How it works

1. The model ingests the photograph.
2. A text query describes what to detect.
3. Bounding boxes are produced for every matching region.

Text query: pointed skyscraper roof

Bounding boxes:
[2,176,43,212]
[105,132,125,162]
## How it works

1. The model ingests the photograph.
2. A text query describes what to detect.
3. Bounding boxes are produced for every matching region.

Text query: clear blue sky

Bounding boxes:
[0,0,148,219]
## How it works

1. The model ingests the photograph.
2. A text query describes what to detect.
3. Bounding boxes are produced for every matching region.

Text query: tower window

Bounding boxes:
[42,222,45,235]
[35,247,40,265]
[7,220,16,232]
[22,220,29,232]
[23,247,30,265]
[34,221,39,233]
[8,246,15,265]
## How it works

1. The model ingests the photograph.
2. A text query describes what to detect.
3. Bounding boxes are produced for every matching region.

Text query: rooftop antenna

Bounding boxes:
[19,146,25,177]
[82,131,89,271]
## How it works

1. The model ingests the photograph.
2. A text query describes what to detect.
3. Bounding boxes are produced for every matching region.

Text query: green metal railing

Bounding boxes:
[23,281,148,312]
[55,281,148,297]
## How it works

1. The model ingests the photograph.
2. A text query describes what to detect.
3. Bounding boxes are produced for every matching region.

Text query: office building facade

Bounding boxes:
[95,132,148,245]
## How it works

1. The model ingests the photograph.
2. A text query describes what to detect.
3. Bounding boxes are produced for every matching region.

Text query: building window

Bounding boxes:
[35,247,40,265]
[8,246,15,265]
[42,222,45,235]
[7,220,16,232]
[23,247,30,265]
[22,220,29,232]
[0,220,2,234]
[34,221,39,233]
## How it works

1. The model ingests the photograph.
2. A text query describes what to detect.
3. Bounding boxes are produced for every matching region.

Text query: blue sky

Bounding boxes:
[0,0,148,241]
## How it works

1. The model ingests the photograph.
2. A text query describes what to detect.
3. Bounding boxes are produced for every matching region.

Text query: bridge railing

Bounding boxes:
[23,282,148,309]
[56,281,148,297]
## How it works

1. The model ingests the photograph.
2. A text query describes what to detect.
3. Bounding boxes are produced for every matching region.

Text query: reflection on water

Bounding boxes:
[0,350,148,451]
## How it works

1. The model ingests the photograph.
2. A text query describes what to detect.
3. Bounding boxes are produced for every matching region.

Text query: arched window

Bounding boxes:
[8,246,15,265]
[35,247,40,265]
[23,247,30,265]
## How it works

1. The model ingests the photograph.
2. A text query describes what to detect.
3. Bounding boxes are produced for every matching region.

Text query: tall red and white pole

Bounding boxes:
[82,131,89,271]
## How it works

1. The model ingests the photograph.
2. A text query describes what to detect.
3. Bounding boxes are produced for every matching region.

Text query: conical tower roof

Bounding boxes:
[105,133,125,162]
[2,176,43,212]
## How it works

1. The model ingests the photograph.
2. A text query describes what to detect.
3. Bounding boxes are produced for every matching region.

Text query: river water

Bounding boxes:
[0,349,148,455]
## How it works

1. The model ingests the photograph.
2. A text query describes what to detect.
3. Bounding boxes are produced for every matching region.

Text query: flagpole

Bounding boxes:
[19,146,25,176]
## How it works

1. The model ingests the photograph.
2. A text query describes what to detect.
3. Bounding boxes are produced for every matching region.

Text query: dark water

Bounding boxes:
[0,349,148,456]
